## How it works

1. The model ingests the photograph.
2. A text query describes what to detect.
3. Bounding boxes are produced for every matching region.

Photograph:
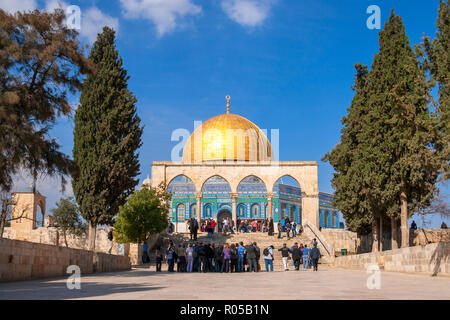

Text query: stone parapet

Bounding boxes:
[332,241,450,276]
[0,238,131,282]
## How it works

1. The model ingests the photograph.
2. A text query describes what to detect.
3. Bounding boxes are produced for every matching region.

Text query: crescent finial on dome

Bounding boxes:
[226,95,231,114]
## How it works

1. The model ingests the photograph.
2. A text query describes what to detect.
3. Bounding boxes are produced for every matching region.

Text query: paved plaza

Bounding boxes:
[0,266,449,300]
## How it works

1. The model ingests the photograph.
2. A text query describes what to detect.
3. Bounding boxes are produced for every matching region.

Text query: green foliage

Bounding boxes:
[324,10,442,233]
[72,26,143,231]
[0,9,91,192]
[114,184,170,244]
[51,197,86,247]
[423,0,450,180]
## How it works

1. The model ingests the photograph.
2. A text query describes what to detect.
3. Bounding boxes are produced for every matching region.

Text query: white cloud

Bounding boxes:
[0,0,37,14]
[120,0,202,37]
[81,7,119,43]
[221,0,276,27]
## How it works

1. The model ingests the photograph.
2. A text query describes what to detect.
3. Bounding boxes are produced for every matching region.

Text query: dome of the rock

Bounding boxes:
[181,97,273,162]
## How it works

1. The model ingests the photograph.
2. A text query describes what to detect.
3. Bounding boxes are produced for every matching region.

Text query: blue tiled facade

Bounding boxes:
[168,176,342,228]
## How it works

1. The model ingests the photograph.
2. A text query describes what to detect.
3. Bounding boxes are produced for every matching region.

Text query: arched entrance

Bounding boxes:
[217,209,232,231]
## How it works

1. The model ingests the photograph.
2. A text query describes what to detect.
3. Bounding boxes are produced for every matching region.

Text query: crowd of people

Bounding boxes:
[150,238,322,273]
[186,216,304,240]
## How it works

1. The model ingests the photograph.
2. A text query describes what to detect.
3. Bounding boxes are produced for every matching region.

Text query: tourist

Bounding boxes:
[302,244,311,269]
[411,220,417,230]
[177,243,186,272]
[441,222,448,229]
[237,241,245,272]
[286,220,291,239]
[193,242,200,272]
[291,221,297,237]
[211,219,216,237]
[155,246,163,272]
[208,243,215,272]
[142,241,149,264]
[186,243,194,272]
[278,243,290,271]
[167,243,176,272]
[263,245,274,272]
[237,217,241,233]
[245,242,257,272]
[230,243,238,272]
[251,220,257,232]
[310,243,321,271]
[107,227,114,254]
[311,238,318,248]
[207,219,213,239]
[291,242,301,271]
[198,242,208,272]
[229,218,235,234]
[216,245,224,272]
[254,242,261,272]
[268,218,274,236]
[223,218,229,235]
[298,225,304,235]
[277,222,282,239]
[222,244,231,272]
[280,217,286,233]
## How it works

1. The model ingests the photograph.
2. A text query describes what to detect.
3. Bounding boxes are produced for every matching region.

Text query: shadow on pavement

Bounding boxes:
[0,278,163,300]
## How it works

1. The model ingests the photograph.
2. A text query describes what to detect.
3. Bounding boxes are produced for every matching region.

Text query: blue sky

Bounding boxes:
[3,0,448,228]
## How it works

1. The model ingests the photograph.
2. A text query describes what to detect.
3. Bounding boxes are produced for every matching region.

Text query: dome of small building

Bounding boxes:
[182,96,273,162]
[142,175,151,188]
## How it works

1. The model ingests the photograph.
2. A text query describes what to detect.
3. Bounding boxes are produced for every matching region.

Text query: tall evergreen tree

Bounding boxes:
[424,0,449,180]
[72,27,143,250]
[361,10,440,248]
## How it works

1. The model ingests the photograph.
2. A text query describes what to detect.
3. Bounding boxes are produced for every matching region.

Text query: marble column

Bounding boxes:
[231,193,238,227]
[266,192,274,220]
[196,192,202,224]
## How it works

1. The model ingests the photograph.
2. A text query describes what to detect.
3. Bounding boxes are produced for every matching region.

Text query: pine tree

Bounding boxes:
[0,9,90,192]
[424,0,449,180]
[362,10,440,248]
[72,27,143,251]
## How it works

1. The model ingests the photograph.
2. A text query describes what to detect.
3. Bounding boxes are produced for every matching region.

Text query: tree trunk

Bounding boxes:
[371,218,379,253]
[391,217,398,249]
[0,199,8,238]
[400,188,409,248]
[379,216,383,251]
[88,223,97,251]
[63,230,68,248]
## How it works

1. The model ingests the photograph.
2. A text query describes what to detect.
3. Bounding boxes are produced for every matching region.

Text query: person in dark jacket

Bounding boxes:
[193,243,200,272]
[268,218,274,236]
[245,242,258,272]
[291,242,302,270]
[253,242,260,272]
[278,243,290,271]
[310,244,321,271]
[277,222,282,239]
[215,245,223,272]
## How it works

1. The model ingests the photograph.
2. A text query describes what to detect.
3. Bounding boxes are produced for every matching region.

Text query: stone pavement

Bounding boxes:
[0,266,449,300]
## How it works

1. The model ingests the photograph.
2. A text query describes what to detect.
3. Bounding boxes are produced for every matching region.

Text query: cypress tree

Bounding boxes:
[424,0,449,180]
[323,64,384,251]
[72,27,143,250]
[362,10,440,248]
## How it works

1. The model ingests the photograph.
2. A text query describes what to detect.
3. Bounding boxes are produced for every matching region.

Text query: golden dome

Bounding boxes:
[182,97,273,162]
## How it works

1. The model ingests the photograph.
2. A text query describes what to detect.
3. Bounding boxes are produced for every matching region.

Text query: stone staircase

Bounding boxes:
[153,229,334,271]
